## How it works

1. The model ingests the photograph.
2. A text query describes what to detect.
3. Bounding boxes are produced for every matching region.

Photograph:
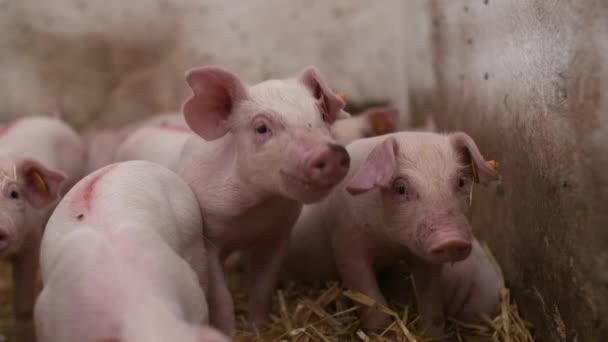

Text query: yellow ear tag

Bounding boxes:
[338,92,348,102]
[31,172,48,195]
[486,160,499,170]
[371,116,388,135]
[472,160,499,184]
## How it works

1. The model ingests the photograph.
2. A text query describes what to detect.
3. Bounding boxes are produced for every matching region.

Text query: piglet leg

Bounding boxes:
[411,262,445,340]
[207,249,235,337]
[245,233,290,330]
[335,251,392,331]
[12,244,39,342]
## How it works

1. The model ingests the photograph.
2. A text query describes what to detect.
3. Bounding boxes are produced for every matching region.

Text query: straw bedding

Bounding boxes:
[0,244,533,342]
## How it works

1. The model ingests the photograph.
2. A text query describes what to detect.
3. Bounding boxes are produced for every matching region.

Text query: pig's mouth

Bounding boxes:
[279,170,335,191]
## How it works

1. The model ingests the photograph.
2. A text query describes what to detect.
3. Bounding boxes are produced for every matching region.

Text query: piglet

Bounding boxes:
[331,106,399,144]
[114,115,191,170]
[0,116,84,342]
[177,66,351,335]
[35,161,228,342]
[82,112,186,173]
[285,132,500,338]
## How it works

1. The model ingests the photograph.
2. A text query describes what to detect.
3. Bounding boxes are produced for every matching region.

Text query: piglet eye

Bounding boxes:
[458,177,466,188]
[393,181,408,196]
[4,184,20,200]
[256,124,269,134]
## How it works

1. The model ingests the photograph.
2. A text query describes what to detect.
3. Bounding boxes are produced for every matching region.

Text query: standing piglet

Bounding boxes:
[35,161,228,342]
[285,132,501,338]
[331,106,399,144]
[0,116,84,342]
[178,66,351,335]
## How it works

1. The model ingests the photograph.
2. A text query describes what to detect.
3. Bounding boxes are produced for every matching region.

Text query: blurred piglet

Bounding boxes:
[82,112,187,173]
[0,116,85,342]
[285,132,501,338]
[176,66,350,336]
[331,106,399,144]
[35,161,228,342]
[114,114,191,170]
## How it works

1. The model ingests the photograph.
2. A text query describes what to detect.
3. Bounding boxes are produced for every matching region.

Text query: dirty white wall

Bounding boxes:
[0,0,409,127]
[403,1,608,340]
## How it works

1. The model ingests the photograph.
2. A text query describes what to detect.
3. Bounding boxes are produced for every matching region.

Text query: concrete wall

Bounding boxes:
[0,0,409,128]
[404,1,608,340]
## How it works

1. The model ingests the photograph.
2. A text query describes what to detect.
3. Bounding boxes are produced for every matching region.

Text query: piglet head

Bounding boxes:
[346,132,499,264]
[183,66,350,203]
[0,158,65,257]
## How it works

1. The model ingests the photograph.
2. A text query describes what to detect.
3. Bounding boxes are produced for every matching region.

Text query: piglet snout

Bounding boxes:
[428,236,472,263]
[305,143,350,187]
[0,228,10,252]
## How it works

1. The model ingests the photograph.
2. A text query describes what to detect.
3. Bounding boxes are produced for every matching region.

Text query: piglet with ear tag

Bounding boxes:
[173,65,351,336]
[285,131,501,339]
[0,116,84,342]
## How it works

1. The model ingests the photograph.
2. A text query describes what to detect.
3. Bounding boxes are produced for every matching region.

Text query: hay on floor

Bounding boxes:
[232,243,534,342]
[0,243,534,342]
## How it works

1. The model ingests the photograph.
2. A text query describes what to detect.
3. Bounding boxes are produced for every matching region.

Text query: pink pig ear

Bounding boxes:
[298,66,345,124]
[450,132,500,185]
[17,159,66,209]
[361,106,399,135]
[182,66,248,141]
[346,137,398,195]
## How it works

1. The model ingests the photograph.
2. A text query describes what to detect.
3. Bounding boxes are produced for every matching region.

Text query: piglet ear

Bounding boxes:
[346,137,398,195]
[362,106,399,135]
[182,66,248,141]
[450,132,500,185]
[336,109,351,120]
[17,159,66,209]
[299,66,345,124]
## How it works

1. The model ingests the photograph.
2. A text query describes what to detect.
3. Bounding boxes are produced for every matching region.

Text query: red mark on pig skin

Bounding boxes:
[0,120,18,139]
[69,165,117,217]
[157,121,190,133]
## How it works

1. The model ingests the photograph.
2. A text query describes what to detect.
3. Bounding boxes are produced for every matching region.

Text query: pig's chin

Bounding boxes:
[279,170,334,204]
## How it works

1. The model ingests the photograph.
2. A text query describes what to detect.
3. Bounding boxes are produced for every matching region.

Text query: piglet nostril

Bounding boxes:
[314,161,327,170]
[328,143,346,153]
[340,155,350,168]
[0,230,9,251]
[328,143,350,169]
